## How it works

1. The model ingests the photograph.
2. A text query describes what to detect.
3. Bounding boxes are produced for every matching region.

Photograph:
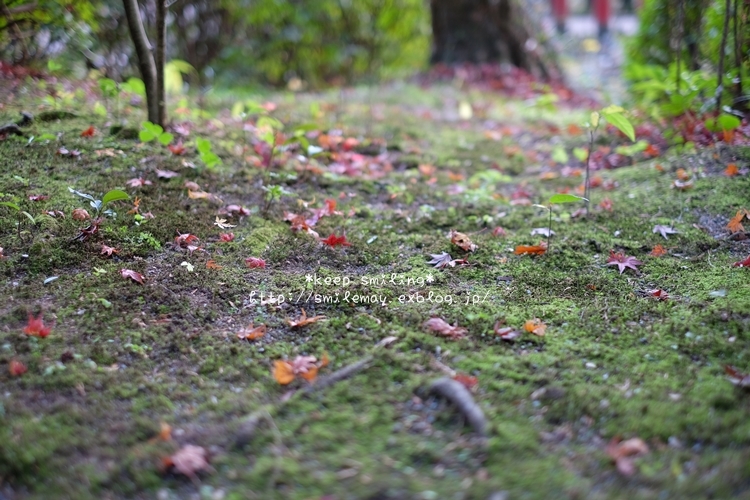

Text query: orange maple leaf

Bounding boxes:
[237,323,266,341]
[80,126,95,137]
[524,318,547,336]
[727,209,749,233]
[206,260,223,270]
[649,244,667,257]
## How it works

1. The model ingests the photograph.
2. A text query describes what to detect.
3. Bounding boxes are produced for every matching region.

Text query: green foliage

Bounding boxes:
[164,60,196,94]
[217,0,429,88]
[601,105,635,142]
[68,187,129,216]
[196,138,221,169]
[705,113,741,133]
[625,63,715,117]
[548,194,586,204]
[139,122,173,146]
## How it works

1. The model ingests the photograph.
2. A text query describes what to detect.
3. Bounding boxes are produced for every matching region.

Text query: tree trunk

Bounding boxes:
[155,0,166,126]
[122,0,161,125]
[429,0,557,78]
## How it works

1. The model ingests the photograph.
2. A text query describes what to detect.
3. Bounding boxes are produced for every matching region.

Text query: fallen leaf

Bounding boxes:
[175,232,199,247]
[492,227,507,237]
[245,257,266,269]
[237,323,266,341]
[72,208,90,220]
[219,233,235,242]
[184,181,201,191]
[80,126,95,137]
[427,252,455,269]
[156,169,179,178]
[605,437,649,477]
[273,360,295,385]
[169,444,210,479]
[523,318,547,336]
[423,317,468,340]
[206,260,222,270]
[287,308,326,328]
[514,241,547,255]
[320,233,351,247]
[121,268,145,284]
[726,209,749,233]
[606,250,642,274]
[652,225,678,239]
[126,177,152,188]
[24,313,51,337]
[168,142,186,155]
[214,216,236,229]
[675,168,690,181]
[453,373,479,390]
[101,244,119,256]
[494,321,521,340]
[9,359,27,376]
[531,227,554,238]
[724,163,739,176]
[599,198,613,211]
[672,179,693,191]
[28,194,49,201]
[733,255,750,268]
[450,230,478,252]
[647,289,669,300]
[649,244,667,257]
[725,365,750,387]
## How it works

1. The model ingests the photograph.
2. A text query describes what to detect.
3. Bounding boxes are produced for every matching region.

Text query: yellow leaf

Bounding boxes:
[273,360,295,385]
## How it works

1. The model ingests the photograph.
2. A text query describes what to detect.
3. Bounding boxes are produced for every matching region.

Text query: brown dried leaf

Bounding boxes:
[287,308,326,328]
[423,317,468,340]
[449,230,478,252]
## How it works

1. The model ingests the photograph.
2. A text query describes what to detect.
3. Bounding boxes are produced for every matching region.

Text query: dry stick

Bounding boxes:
[717,0,732,115]
[428,377,488,436]
[583,127,595,216]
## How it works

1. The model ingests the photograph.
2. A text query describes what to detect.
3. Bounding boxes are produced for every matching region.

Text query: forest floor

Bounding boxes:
[1,65,750,500]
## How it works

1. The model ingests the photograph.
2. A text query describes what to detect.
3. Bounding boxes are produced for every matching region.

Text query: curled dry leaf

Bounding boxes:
[273,355,324,385]
[156,169,179,178]
[652,225,678,239]
[449,230,478,252]
[523,318,547,336]
[427,252,455,269]
[125,177,152,188]
[120,268,145,284]
[175,232,199,247]
[672,179,693,191]
[72,208,90,220]
[733,255,750,268]
[453,373,479,390]
[169,444,210,480]
[423,317,468,340]
[245,257,266,269]
[724,163,739,176]
[287,308,326,328]
[80,126,95,137]
[492,226,507,237]
[647,289,669,300]
[219,232,235,242]
[237,323,266,341]
[494,321,521,341]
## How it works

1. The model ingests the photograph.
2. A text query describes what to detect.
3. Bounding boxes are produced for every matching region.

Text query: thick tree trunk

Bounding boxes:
[122,0,161,125]
[429,0,556,79]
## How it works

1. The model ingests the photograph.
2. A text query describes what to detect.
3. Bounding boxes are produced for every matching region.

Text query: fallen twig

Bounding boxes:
[428,377,488,436]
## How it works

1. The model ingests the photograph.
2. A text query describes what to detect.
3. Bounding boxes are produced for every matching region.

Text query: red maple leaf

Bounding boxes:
[24,313,51,337]
[80,126,95,137]
[733,255,750,268]
[9,359,27,377]
[174,232,199,247]
[606,250,643,274]
[219,233,235,242]
[320,234,351,247]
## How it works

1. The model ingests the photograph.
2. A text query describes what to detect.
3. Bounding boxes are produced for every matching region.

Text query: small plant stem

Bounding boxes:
[547,207,552,253]
[584,128,595,216]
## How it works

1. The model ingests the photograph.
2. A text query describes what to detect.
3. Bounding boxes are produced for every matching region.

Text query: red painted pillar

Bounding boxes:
[551,0,567,33]
[593,0,610,37]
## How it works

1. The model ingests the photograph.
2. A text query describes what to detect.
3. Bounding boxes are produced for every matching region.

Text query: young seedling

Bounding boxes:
[196,138,221,169]
[583,106,635,215]
[139,121,174,146]
[534,193,587,252]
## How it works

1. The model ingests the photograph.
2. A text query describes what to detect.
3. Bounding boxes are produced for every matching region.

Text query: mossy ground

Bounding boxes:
[1,79,750,500]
